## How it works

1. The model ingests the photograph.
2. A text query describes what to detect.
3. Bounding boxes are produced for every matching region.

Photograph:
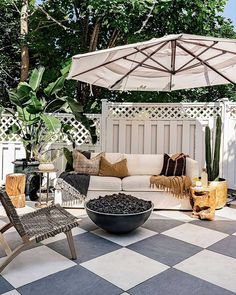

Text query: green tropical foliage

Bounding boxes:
[0,0,236,110]
[0,65,83,161]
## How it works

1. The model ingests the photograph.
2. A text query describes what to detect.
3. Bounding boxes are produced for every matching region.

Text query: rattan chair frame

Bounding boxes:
[0,189,80,272]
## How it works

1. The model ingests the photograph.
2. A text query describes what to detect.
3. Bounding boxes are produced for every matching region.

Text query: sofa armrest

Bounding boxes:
[186,158,199,180]
[54,189,63,205]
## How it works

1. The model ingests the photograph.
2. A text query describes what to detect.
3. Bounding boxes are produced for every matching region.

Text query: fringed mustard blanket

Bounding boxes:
[150,175,192,198]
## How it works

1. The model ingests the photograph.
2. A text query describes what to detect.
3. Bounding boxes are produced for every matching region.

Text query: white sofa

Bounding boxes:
[55,152,199,210]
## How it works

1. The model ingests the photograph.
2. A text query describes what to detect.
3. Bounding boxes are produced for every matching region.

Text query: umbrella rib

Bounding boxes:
[135,47,171,72]
[181,40,236,56]
[176,41,218,73]
[110,41,168,89]
[124,57,170,73]
[178,51,226,73]
[177,42,236,85]
[71,41,167,79]
[169,40,176,91]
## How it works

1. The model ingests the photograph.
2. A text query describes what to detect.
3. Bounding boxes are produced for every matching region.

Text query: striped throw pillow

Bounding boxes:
[73,151,104,175]
[160,153,186,176]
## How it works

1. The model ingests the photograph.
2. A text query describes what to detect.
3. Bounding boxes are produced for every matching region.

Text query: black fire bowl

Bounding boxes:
[85,202,154,234]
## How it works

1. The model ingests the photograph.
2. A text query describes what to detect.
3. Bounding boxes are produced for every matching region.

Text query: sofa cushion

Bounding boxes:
[89,176,122,191]
[186,157,199,180]
[124,154,163,175]
[99,157,129,178]
[122,175,163,192]
[91,153,123,164]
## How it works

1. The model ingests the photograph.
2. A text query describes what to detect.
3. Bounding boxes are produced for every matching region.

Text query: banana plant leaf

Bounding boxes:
[44,75,66,96]
[26,95,44,114]
[41,114,61,131]
[29,66,45,91]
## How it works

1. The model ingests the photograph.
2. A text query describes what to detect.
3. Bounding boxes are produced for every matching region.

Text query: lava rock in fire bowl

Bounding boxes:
[85,193,153,234]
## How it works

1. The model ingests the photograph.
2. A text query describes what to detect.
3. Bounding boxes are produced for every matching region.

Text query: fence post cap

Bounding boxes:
[218,97,229,102]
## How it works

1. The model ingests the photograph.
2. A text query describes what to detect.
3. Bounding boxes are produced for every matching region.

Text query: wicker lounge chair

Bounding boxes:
[0,189,80,272]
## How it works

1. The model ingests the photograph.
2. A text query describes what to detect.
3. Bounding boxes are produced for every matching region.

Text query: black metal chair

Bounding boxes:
[0,189,80,272]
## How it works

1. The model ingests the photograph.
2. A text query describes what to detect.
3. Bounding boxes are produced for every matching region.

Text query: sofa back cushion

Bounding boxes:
[91,152,123,164]
[124,154,163,175]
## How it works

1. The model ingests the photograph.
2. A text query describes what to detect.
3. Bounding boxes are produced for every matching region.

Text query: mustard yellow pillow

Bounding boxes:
[99,156,129,178]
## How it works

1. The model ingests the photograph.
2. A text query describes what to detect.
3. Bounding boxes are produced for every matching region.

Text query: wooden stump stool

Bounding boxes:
[190,186,217,221]
[6,173,26,208]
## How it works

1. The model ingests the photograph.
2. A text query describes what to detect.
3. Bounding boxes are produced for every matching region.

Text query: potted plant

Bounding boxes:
[33,135,62,172]
[0,65,84,200]
[205,115,227,208]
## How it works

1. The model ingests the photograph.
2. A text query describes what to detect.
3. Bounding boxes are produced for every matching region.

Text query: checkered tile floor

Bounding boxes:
[1,203,236,295]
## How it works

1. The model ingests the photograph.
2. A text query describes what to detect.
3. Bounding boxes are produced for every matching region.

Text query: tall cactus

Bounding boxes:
[205,115,222,181]
[205,126,212,181]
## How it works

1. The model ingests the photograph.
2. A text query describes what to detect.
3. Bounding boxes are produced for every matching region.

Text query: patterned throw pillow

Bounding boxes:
[99,156,129,178]
[160,153,186,176]
[73,151,103,175]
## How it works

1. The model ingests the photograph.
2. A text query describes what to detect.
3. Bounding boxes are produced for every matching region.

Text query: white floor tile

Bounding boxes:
[155,210,194,222]
[42,227,86,245]
[65,208,87,218]
[16,205,36,216]
[92,227,157,246]
[0,245,76,288]
[0,219,7,227]
[215,207,236,220]
[149,212,169,220]
[162,223,228,248]
[81,248,169,290]
[2,290,21,295]
[175,249,236,293]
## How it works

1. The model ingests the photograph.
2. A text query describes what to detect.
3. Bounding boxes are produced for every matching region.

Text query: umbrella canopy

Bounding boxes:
[68,34,236,91]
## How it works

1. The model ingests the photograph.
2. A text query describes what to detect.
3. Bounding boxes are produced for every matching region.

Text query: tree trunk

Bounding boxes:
[20,0,29,82]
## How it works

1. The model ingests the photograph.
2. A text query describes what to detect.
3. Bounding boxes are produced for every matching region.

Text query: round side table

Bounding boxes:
[35,169,58,208]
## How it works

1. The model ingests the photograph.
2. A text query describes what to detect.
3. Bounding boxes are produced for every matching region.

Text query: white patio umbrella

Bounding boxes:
[68,34,236,91]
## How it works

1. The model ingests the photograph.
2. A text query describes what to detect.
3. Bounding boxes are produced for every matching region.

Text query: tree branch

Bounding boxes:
[135,0,157,34]
[11,0,21,14]
[108,29,120,48]
[89,19,101,51]
[37,6,78,33]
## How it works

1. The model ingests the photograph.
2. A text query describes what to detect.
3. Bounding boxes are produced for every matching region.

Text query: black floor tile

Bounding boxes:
[47,232,121,263]
[128,234,202,266]
[18,265,122,295]
[129,268,235,295]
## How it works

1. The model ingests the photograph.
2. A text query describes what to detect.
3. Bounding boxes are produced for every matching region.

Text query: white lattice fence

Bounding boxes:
[102,99,236,189]
[106,103,222,120]
[0,113,101,185]
[225,102,236,189]
[0,113,101,145]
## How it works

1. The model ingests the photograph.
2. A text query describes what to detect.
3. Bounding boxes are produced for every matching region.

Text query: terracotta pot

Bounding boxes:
[209,178,227,209]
